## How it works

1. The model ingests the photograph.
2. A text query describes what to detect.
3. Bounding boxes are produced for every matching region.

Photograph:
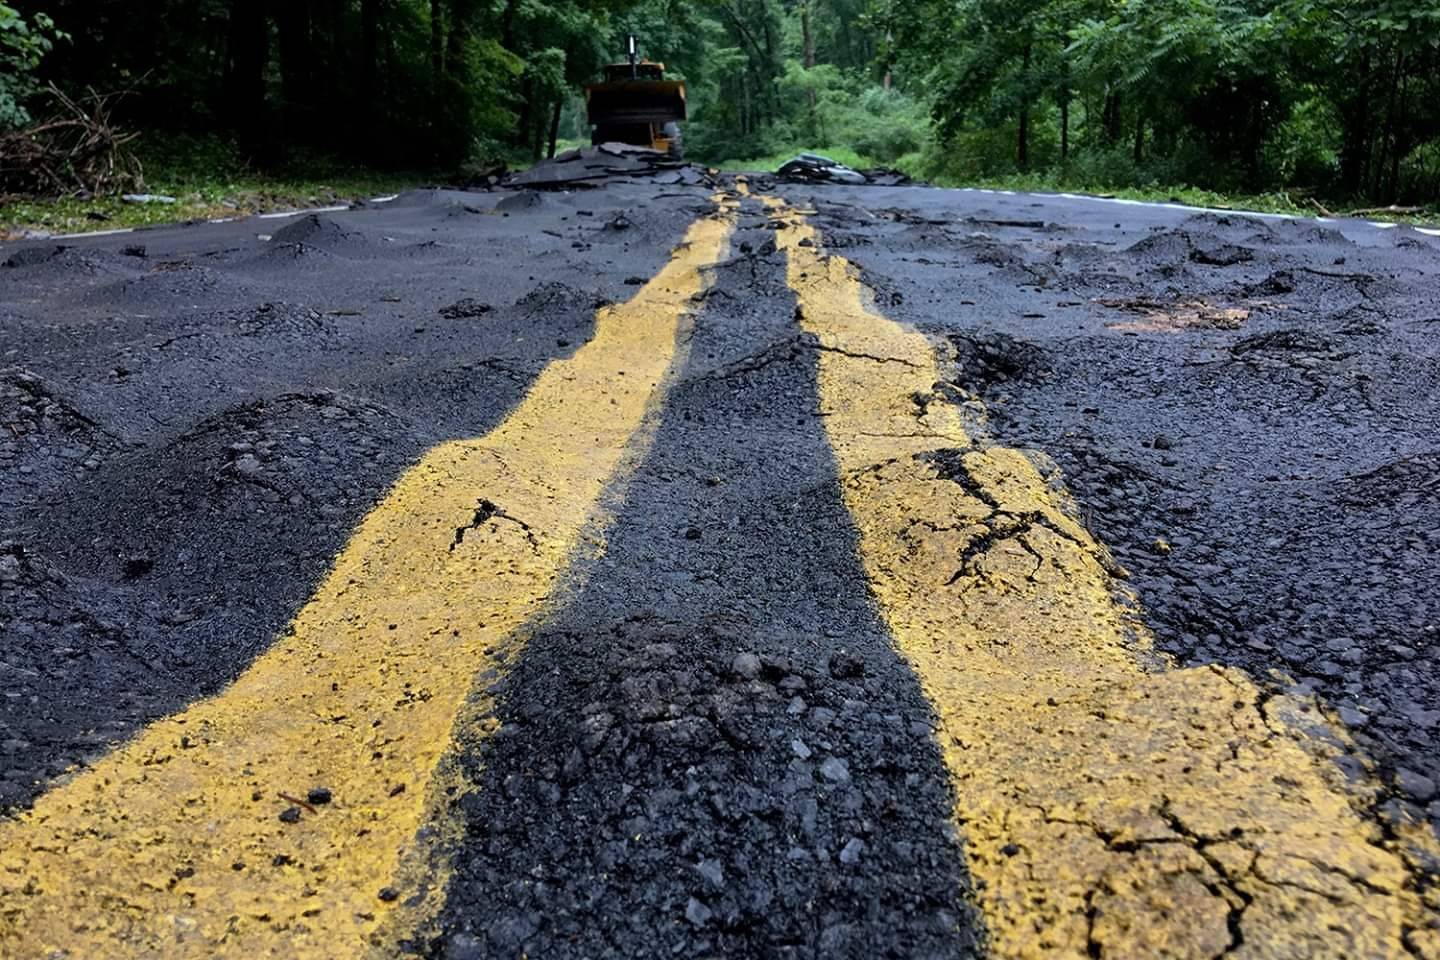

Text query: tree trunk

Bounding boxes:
[449,0,479,79]
[226,0,269,150]
[430,0,443,85]
[1132,112,1145,164]
[276,0,310,102]
[1060,96,1070,163]
[1337,52,1372,196]
[1389,57,1409,201]
[548,98,562,158]
[275,0,311,144]
[762,15,782,118]
[516,77,533,148]
[327,0,345,101]
[1017,41,1032,170]
[1059,56,1071,162]
[802,0,816,69]
[802,0,816,122]
[1379,49,1404,201]
[882,30,893,90]
[360,0,379,109]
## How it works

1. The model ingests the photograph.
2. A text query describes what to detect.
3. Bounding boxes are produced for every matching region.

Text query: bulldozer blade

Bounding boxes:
[585,80,687,125]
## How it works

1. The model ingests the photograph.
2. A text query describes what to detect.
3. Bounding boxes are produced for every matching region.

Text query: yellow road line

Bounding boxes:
[0,201,736,959]
[767,196,1439,959]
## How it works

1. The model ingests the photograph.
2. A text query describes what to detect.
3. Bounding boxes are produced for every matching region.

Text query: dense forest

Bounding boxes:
[2,0,1439,203]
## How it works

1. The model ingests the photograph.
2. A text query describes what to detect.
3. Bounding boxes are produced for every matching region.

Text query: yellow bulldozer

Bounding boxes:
[585,36,686,158]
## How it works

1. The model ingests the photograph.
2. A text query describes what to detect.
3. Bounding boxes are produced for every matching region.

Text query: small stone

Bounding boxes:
[306,787,333,805]
[1337,706,1368,728]
[278,806,302,823]
[732,652,762,680]
[377,886,399,902]
[696,858,725,890]
[1153,434,1174,450]
[810,706,836,728]
[778,675,807,694]
[1396,768,1437,802]
[685,526,702,540]
[685,896,713,927]
[839,837,865,865]
[488,914,537,949]
[233,454,262,476]
[444,933,485,960]
[828,651,865,679]
[791,738,813,760]
[819,757,851,784]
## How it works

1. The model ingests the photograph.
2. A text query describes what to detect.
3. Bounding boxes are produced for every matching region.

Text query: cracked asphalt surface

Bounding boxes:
[1,178,1438,958]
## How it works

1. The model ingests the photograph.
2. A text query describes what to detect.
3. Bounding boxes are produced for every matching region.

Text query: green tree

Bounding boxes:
[0,3,66,129]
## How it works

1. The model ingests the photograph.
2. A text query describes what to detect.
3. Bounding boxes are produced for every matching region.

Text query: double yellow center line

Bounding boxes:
[3,193,1435,959]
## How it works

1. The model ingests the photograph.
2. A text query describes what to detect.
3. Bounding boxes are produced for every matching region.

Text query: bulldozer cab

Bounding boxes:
[585,36,686,158]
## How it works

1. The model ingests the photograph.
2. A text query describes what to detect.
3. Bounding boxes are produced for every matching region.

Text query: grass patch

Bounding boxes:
[0,134,429,237]
[942,173,1440,226]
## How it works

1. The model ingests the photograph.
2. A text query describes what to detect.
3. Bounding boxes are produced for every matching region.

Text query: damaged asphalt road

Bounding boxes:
[780,184,1440,821]
[1,179,1438,958]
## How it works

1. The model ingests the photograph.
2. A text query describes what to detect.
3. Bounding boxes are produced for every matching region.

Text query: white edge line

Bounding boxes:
[40,201,377,239]
[46,227,136,240]
[970,187,1440,228]
[370,194,400,203]
[257,204,352,220]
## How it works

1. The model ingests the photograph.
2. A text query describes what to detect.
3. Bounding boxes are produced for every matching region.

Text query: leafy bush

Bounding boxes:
[0,4,66,130]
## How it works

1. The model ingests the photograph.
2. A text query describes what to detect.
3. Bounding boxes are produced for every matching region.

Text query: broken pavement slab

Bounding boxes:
[508,144,717,190]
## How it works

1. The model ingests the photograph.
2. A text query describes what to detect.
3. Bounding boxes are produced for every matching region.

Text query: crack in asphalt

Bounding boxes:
[448,498,539,554]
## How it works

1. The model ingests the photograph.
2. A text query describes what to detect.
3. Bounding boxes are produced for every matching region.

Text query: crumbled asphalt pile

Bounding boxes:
[0,186,702,811]
[768,155,916,188]
[429,206,980,960]
[268,211,372,250]
[0,368,126,511]
[508,144,718,190]
[790,186,1440,834]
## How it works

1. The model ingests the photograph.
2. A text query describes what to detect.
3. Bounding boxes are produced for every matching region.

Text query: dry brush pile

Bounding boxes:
[0,84,142,197]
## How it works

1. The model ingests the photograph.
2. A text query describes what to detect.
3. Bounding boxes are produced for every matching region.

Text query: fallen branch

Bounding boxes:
[1346,204,1422,216]
[0,84,143,197]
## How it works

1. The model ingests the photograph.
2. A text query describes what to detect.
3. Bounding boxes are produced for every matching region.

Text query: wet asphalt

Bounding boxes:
[770,183,1440,835]
[0,187,701,809]
[2,178,1438,956]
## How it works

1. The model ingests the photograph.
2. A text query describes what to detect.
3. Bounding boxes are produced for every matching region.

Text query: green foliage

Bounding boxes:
[0,3,66,129]
[889,0,1440,202]
[8,0,1437,207]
